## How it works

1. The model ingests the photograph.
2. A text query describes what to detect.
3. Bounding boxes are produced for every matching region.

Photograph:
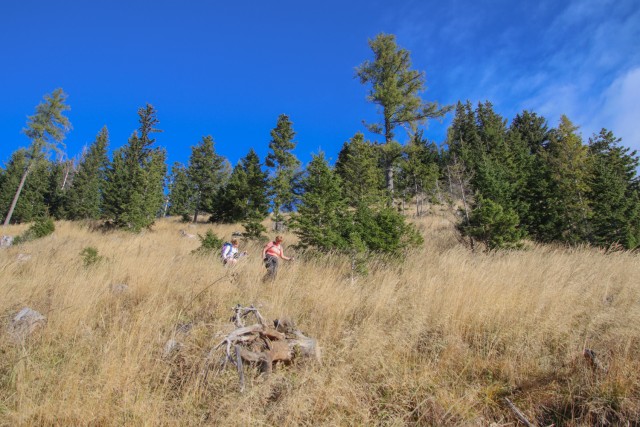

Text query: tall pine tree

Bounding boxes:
[103,104,167,231]
[356,33,451,194]
[3,89,71,225]
[291,152,350,251]
[587,129,640,248]
[65,127,109,220]
[266,114,300,224]
[188,136,229,223]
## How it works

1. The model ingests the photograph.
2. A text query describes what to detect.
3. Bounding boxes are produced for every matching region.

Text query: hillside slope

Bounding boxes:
[1,215,639,426]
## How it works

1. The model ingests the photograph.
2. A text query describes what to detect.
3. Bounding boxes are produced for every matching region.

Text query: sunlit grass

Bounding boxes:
[0,213,638,425]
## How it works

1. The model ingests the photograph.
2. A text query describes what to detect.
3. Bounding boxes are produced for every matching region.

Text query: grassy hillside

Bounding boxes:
[1,214,639,426]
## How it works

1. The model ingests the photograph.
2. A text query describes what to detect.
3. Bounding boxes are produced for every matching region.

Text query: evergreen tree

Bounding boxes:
[3,89,71,225]
[212,148,269,223]
[266,114,300,223]
[45,159,73,219]
[507,111,550,237]
[461,196,524,250]
[187,135,229,223]
[397,130,441,216]
[0,150,50,223]
[587,129,640,248]
[65,127,109,220]
[335,132,385,206]
[357,33,451,193]
[167,162,192,219]
[291,152,350,251]
[540,115,591,243]
[103,104,167,231]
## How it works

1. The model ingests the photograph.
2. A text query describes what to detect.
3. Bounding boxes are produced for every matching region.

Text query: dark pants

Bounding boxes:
[263,255,279,280]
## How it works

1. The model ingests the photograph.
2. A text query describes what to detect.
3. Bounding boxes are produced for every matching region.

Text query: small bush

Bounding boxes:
[460,197,524,250]
[80,247,103,266]
[242,219,267,240]
[192,229,223,255]
[13,217,55,244]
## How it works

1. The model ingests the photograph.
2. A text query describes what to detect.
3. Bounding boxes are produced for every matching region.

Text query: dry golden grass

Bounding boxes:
[1,214,639,426]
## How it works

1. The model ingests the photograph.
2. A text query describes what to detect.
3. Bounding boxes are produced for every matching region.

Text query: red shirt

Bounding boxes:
[264,241,283,258]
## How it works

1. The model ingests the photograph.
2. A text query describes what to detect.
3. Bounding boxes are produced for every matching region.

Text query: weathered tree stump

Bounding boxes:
[203,306,320,391]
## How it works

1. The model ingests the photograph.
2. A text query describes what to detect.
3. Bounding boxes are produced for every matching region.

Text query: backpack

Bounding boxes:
[221,242,232,258]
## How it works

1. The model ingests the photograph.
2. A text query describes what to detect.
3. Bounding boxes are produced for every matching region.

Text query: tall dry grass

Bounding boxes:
[0,214,639,426]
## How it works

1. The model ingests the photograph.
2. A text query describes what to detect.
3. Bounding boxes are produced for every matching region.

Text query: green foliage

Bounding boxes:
[0,150,50,223]
[187,136,230,222]
[586,129,640,249]
[335,133,385,206]
[212,149,269,223]
[291,152,351,252]
[242,216,267,241]
[356,33,451,144]
[539,116,591,243]
[80,246,103,266]
[266,114,301,222]
[461,197,524,250]
[13,217,55,244]
[397,130,442,215]
[167,162,193,218]
[192,229,223,255]
[102,105,167,232]
[357,33,451,192]
[353,203,424,254]
[3,89,71,226]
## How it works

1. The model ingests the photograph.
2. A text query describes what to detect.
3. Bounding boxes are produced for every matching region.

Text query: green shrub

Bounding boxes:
[242,218,267,241]
[80,247,103,266]
[192,229,223,255]
[13,217,55,244]
[461,196,524,250]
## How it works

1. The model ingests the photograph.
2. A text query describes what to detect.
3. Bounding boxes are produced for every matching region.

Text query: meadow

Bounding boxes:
[1,213,639,426]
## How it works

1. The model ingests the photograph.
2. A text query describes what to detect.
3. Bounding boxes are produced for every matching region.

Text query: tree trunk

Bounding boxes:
[386,165,394,196]
[3,164,31,226]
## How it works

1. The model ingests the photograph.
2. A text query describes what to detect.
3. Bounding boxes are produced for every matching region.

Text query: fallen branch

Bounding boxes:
[503,398,536,427]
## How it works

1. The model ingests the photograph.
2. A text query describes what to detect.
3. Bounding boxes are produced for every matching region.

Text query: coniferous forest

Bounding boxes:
[1,33,639,253]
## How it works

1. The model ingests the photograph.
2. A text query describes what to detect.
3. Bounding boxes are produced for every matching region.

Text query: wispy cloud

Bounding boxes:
[389,0,640,150]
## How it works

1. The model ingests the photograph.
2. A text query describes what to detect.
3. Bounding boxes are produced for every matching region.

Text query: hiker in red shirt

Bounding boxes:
[262,235,293,281]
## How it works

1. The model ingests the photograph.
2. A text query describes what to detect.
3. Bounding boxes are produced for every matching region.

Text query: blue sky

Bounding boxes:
[1,0,639,170]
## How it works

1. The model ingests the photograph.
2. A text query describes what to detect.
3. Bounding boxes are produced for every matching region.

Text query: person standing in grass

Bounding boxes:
[262,235,293,281]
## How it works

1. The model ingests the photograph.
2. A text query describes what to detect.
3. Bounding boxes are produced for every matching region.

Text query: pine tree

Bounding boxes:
[167,162,192,220]
[0,150,50,223]
[3,89,71,225]
[291,152,350,251]
[266,114,300,224]
[45,159,73,219]
[187,136,229,223]
[357,33,451,194]
[587,129,640,248]
[397,130,441,216]
[65,127,109,220]
[103,104,167,231]
[508,111,551,239]
[335,132,385,206]
[540,115,591,243]
[212,148,269,223]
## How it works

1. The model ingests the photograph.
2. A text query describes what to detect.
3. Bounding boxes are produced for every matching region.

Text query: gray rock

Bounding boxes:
[163,338,182,359]
[16,253,31,262]
[9,307,46,342]
[110,283,129,294]
[0,235,13,248]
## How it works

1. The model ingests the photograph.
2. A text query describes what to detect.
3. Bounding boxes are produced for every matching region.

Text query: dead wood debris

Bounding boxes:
[202,305,320,392]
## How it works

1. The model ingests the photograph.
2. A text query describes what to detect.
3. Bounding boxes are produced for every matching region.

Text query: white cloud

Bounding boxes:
[592,67,640,151]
